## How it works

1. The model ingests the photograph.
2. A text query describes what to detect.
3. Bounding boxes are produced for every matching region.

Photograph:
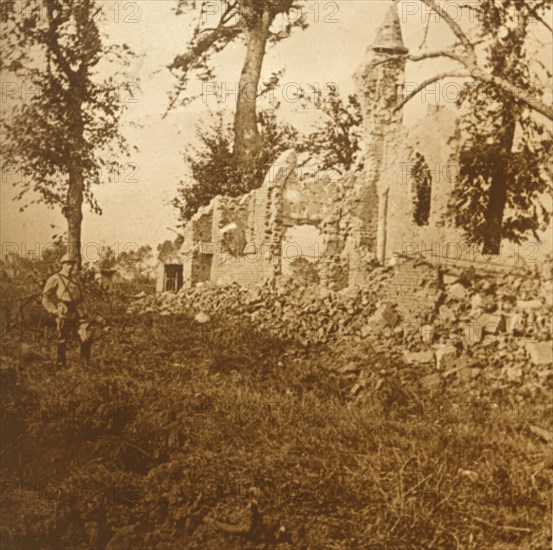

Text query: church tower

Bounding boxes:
[353,2,409,262]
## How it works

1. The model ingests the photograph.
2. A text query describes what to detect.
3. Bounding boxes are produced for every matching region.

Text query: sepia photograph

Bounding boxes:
[1,0,552,547]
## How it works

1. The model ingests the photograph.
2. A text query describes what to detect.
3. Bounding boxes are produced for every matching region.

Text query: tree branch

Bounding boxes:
[45,3,75,80]
[523,1,553,32]
[393,71,470,112]
[169,25,241,74]
[418,0,477,63]
[418,14,431,49]
[407,0,553,120]
[221,1,238,24]
[471,67,553,121]
[408,49,465,64]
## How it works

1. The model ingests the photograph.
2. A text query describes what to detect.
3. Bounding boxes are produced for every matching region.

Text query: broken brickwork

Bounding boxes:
[171,151,345,289]
[159,4,507,292]
[353,4,464,265]
[382,261,441,322]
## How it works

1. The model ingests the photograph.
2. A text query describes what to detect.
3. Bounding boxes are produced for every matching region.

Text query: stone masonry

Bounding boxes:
[158,3,477,292]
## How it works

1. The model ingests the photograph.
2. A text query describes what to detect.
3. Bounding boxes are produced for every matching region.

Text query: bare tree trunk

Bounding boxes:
[66,78,86,267]
[66,161,84,267]
[233,7,271,171]
[482,110,516,255]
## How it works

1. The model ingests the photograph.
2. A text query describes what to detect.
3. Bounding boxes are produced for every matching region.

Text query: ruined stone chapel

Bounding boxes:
[157,4,464,293]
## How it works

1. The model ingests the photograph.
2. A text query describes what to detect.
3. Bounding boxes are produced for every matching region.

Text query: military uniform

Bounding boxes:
[42,254,92,366]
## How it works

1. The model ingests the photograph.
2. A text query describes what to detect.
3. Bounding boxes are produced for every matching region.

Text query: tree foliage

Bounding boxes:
[173,107,298,223]
[299,84,362,174]
[446,0,552,253]
[400,0,553,121]
[168,0,307,166]
[115,244,154,281]
[1,0,135,264]
[157,236,185,263]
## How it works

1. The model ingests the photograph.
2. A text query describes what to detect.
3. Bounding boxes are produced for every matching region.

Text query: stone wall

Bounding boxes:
[159,4,475,293]
[172,150,357,289]
[382,260,441,322]
[379,105,464,264]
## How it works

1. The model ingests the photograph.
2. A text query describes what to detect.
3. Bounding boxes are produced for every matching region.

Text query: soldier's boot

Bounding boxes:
[80,341,92,366]
[56,344,67,367]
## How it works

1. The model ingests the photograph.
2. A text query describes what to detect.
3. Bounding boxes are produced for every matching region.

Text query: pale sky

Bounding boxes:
[1,0,551,258]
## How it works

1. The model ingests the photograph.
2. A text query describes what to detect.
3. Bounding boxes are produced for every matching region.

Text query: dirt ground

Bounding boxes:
[1,268,552,549]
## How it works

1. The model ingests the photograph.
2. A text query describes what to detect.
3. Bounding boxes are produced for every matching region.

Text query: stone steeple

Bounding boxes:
[352,2,409,260]
[371,1,409,55]
[354,1,409,133]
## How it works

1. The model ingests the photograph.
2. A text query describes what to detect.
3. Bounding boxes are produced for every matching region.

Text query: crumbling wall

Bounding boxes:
[172,149,371,290]
[353,12,408,268]
[382,260,441,322]
[326,171,379,289]
[180,206,214,286]
[175,151,298,288]
[378,105,464,264]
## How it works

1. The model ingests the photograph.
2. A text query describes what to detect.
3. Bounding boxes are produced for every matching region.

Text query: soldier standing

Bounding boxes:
[42,253,92,367]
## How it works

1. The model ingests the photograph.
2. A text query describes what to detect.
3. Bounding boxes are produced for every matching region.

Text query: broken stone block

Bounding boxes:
[420,325,435,344]
[506,313,525,334]
[479,280,493,292]
[470,293,496,313]
[403,350,435,364]
[525,342,553,365]
[437,305,453,323]
[442,273,458,285]
[366,303,399,332]
[448,283,467,301]
[464,322,483,344]
[436,344,458,370]
[194,311,211,324]
[420,373,441,390]
[477,314,505,334]
[517,299,543,311]
[471,294,484,310]
[502,364,523,382]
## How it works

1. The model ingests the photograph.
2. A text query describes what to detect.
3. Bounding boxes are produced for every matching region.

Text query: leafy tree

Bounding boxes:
[157,235,185,262]
[115,244,154,281]
[168,0,307,170]
[173,106,298,223]
[445,0,552,253]
[299,84,362,174]
[398,0,553,121]
[2,0,136,266]
[98,245,117,269]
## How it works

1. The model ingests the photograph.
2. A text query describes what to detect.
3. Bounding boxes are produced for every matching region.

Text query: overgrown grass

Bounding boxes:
[1,311,552,549]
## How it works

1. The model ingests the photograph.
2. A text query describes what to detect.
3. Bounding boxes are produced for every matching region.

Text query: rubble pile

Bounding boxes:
[130,259,553,382]
[401,262,553,368]
[129,267,395,344]
[343,258,553,406]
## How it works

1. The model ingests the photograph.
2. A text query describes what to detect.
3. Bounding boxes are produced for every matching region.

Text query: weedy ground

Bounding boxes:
[1,283,552,549]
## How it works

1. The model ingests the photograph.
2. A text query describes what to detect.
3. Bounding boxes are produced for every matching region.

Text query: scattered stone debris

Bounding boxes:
[525,342,553,366]
[366,303,399,332]
[194,311,211,324]
[130,257,553,400]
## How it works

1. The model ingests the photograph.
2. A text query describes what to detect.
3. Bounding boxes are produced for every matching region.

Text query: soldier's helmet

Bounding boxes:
[60,252,77,264]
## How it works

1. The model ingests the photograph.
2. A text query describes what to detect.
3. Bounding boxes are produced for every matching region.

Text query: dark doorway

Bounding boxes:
[164,264,183,292]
